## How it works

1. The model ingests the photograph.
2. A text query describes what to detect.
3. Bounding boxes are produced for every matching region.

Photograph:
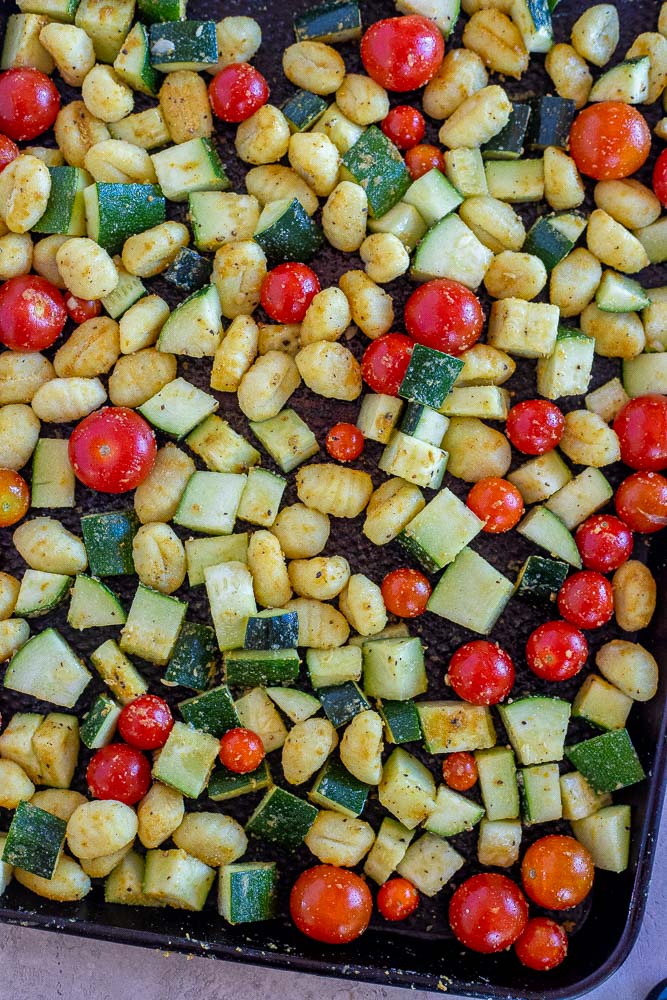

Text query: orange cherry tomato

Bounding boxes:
[0,468,30,527]
[290,865,372,944]
[405,143,446,180]
[377,877,420,921]
[381,567,432,617]
[219,727,265,774]
[515,916,568,971]
[466,477,524,533]
[442,751,478,792]
[521,835,594,910]
[569,102,651,180]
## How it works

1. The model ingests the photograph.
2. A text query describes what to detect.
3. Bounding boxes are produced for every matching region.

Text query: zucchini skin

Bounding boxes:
[81,511,139,577]
[527,96,576,151]
[163,247,213,293]
[293,1,362,43]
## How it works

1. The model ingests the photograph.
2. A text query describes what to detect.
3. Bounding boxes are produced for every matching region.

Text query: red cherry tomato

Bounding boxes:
[0,68,60,141]
[86,743,151,805]
[0,275,67,351]
[447,640,515,705]
[65,295,102,325]
[404,279,484,356]
[381,567,432,618]
[615,471,667,533]
[515,917,569,972]
[361,333,413,396]
[466,477,524,533]
[0,134,19,173]
[117,694,174,751]
[260,262,320,323]
[613,395,667,472]
[377,878,420,921]
[219,727,265,774]
[405,143,446,180]
[208,62,269,123]
[557,571,614,630]
[361,16,444,92]
[569,102,651,180]
[326,423,364,462]
[290,865,372,944]
[0,469,30,527]
[69,407,157,493]
[525,620,588,682]
[442,751,478,792]
[506,399,565,455]
[449,873,529,954]
[653,149,667,208]
[381,105,425,150]
[575,514,633,573]
[521,835,594,911]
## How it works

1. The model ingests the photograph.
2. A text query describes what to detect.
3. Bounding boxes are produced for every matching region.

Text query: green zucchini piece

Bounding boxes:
[545,467,613,530]
[120,584,187,666]
[149,20,218,72]
[427,548,514,634]
[411,213,493,289]
[517,506,582,567]
[571,804,631,872]
[157,284,222,359]
[2,801,66,879]
[418,702,496,754]
[80,510,138,577]
[218,862,278,924]
[152,721,220,797]
[362,637,427,702]
[536,327,595,400]
[4,628,91,708]
[527,95,575,149]
[356,393,404,444]
[512,0,553,51]
[294,1,361,43]
[363,816,414,884]
[514,555,569,604]
[32,166,89,236]
[636,217,667,265]
[31,438,75,509]
[224,648,300,687]
[101,262,146,319]
[15,570,70,618]
[498,696,571,766]
[244,610,299,651]
[398,488,482,573]
[560,770,612,821]
[572,675,632,731]
[596,271,650,313]
[144,848,215,910]
[566,729,645,793]
[249,408,319,473]
[90,639,148,705]
[67,574,126,629]
[104,850,157,907]
[162,622,218,691]
[245,786,318,849]
[444,147,488,197]
[16,0,80,23]
[398,345,464,409]
[185,534,249,588]
[79,693,121,749]
[378,748,436,830]
[589,57,650,105]
[205,561,256,651]
[108,107,172,150]
[519,762,563,825]
[341,126,411,218]
[397,832,464,895]
[306,646,362,687]
[178,684,239,737]
[317,681,370,728]
[402,168,463,227]
[162,246,213,293]
[186,415,260,474]
[377,698,422,745]
[309,758,369,817]
[482,103,531,160]
[378,430,447,491]
[138,377,219,438]
[395,0,460,37]
[523,215,574,270]
[114,22,160,96]
[254,197,323,264]
[265,686,320,723]
[75,0,134,62]
[84,183,165,255]
[208,760,271,801]
[151,137,230,202]
[623,353,667,398]
[367,201,427,251]
[237,467,286,528]
[137,0,186,22]
[281,89,328,132]
[485,158,545,203]
[399,403,448,446]
[424,784,484,838]
[475,747,520,821]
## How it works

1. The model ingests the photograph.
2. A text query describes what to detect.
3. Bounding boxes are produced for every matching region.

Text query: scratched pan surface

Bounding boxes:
[1,0,666,996]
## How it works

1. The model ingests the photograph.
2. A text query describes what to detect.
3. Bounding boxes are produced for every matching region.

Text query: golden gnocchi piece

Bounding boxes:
[360,233,410,284]
[208,16,262,74]
[134,443,195,525]
[612,562,657,633]
[84,139,157,184]
[137,782,185,849]
[119,295,170,354]
[132,523,186,594]
[212,241,266,319]
[13,517,87,575]
[66,800,138,860]
[172,813,247,867]
[121,221,190,278]
[443,416,512,482]
[0,155,51,234]
[423,47,488,120]
[235,105,290,165]
[247,530,292,608]
[323,181,368,252]
[304,810,375,867]
[283,41,346,95]
[559,410,621,467]
[31,376,107,423]
[33,234,69,288]
[339,710,384,785]
[363,478,425,546]
[109,349,178,408]
[544,43,593,109]
[338,574,388,637]
[0,573,20,621]
[296,463,373,518]
[0,759,35,809]
[288,132,340,198]
[580,303,645,359]
[0,403,40,470]
[211,315,259,391]
[0,351,54,405]
[245,165,319,217]
[550,248,602,318]
[237,351,301,421]
[281,717,338,785]
[54,100,110,169]
[271,503,330,559]
[81,64,134,123]
[39,22,95,87]
[284,597,350,648]
[56,238,118,300]
[0,232,33,280]
[462,9,529,79]
[483,251,547,301]
[339,269,394,339]
[14,855,91,902]
[288,555,351,600]
[295,341,362,401]
[300,286,351,345]
[54,317,120,378]
[159,70,212,144]
[335,73,389,124]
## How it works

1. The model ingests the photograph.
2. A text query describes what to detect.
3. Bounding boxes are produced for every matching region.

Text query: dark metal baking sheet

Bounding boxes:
[1,0,666,996]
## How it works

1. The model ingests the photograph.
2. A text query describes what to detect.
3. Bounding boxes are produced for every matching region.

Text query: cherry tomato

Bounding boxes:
[442,751,478,792]
[0,469,30,527]
[208,62,269,123]
[521,835,594,911]
[381,567,432,618]
[117,694,174,751]
[449,873,529,954]
[558,571,614,630]
[290,865,372,944]
[0,68,60,141]
[569,102,651,180]
[260,262,320,323]
[377,878,420,921]
[69,407,157,493]
[447,640,515,705]
[0,275,67,351]
[575,514,633,573]
[86,743,151,805]
[515,917,569,972]
[613,395,667,472]
[0,134,19,173]
[326,423,364,462]
[404,279,484,355]
[466,477,524,533]
[219,727,265,774]
[65,294,102,325]
[405,143,446,180]
[381,105,425,150]
[615,471,667,533]
[506,399,565,455]
[653,149,667,208]
[361,333,413,396]
[361,16,444,92]
[525,620,588,682]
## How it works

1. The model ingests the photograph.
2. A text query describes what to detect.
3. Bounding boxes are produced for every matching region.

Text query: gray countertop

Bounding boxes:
[3,795,666,1000]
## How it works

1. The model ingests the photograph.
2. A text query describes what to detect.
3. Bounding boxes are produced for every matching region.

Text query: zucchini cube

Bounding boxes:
[246,786,318,849]
[32,713,79,789]
[152,721,221,797]
[237,468,287,528]
[218,862,278,924]
[3,801,66,879]
[341,126,411,218]
[519,762,563,825]
[4,628,92,709]
[571,804,631,873]
[120,584,187,666]
[157,285,223,358]
[499,696,571,766]
[185,534,249,588]
[144,848,215,910]
[224,648,300,687]
[396,833,464,896]
[427,547,514,634]
[249,409,319,473]
[306,646,362,687]
[139,377,219,438]
[265,687,321,724]
[362,637,427,701]
[377,698,422,745]
[281,89,329,133]
[477,818,522,868]
[208,760,272,802]
[90,638,148,706]
[309,758,369,817]
[138,0,187,22]
[81,510,138,576]
[163,246,213,293]
[378,748,436,830]
[185,415,260,474]
[475,747,520,820]
[163,622,218,692]
[566,729,645,794]
[84,183,166,255]
[364,816,414,885]
[178,684,239,738]
[560,771,612,822]
[398,488,483,573]
[418,702,496,754]
[573,675,632,732]
[482,102,532,160]
[527,95,576,151]
[317,681,370,728]
[254,197,323,264]
[398,345,464,409]
[80,693,121,750]
[379,432,447,491]
[514,555,569,604]
[536,328,595,400]
[243,609,299,651]
[294,1,362,43]
[545,467,613,530]
[175,472,247,536]
[31,437,75,509]
[424,785,484,838]
[67,575,126,630]
[32,166,89,236]
[488,298,560,358]
[151,138,230,202]
[149,20,218,72]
